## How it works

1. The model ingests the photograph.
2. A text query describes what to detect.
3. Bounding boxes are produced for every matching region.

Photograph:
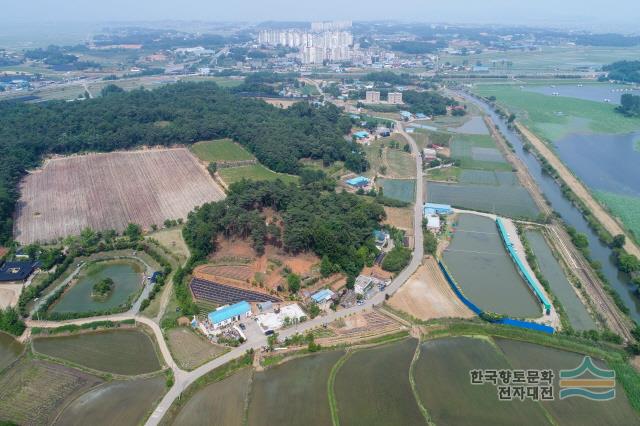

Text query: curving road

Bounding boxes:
[144,120,425,425]
[26,122,425,425]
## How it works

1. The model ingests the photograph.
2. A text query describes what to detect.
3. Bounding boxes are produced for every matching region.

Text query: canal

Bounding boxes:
[458,91,640,323]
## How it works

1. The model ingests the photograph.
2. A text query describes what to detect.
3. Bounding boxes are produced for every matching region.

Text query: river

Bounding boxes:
[458,91,640,323]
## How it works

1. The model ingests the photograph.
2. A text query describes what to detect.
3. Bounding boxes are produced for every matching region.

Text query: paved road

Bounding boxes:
[26,119,426,425]
[144,120,426,425]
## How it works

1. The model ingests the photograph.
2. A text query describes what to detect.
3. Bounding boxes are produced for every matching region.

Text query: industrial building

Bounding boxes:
[425,214,441,232]
[256,303,306,332]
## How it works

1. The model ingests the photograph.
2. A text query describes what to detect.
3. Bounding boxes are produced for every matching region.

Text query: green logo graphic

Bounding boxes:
[559,356,615,401]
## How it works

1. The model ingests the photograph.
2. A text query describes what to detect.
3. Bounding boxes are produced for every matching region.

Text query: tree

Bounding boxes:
[403,143,411,153]
[287,273,301,293]
[308,302,321,319]
[611,234,626,249]
[381,246,412,272]
[124,223,142,241]
[423,231,438,255]
[616,252,640,273]
[267,332,278,350]
[207,162,217,176]
[320,255,333,277]
[80,227,98,247]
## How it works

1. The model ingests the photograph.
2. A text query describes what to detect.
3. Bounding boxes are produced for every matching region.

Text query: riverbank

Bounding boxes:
[516,122,640,258]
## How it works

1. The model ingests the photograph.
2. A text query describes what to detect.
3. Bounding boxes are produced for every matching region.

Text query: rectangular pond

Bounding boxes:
[526,231,595,331]
[442,213,541,318]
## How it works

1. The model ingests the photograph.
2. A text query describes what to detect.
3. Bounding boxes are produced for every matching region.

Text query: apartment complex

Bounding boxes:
[388,92,403,104]
[366,91,381,103]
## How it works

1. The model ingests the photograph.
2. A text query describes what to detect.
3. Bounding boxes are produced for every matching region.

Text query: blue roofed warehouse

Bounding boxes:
[346,176,371,188]
[208,301,251,329]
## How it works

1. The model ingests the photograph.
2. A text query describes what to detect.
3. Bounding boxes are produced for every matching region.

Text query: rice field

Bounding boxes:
[166,327,228,371]
[247,350,344,426]
[595,191,640,240]
[379,178,415,203]
[15,148,226,244]
[55,375,166,426]
[442,213,541,318]
[333,338,424,426]
[0,332,23,372]
[170,367,251,426]
[190,139,255,162]
[450,134,512,171]
[0,358,102,425]
[414,337,549,426]
[32,329,161,376]
[496,338,639,426]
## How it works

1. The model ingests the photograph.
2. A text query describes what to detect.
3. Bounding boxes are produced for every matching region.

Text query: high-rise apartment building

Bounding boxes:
[366,91,381,103]
[388,92,403,104]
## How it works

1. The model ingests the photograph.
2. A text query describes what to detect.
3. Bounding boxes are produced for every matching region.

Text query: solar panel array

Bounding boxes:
[190,278,282,304]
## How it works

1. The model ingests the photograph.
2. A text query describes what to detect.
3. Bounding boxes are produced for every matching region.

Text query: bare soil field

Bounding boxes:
[15,148,225,244]
[166,327,228,371]
[0,284,21,309]
[317,309,405,346]
[148,227,190,262]
[389,257,474,321]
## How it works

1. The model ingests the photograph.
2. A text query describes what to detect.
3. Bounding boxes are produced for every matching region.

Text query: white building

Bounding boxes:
[423,148,437,160]
[256,303,306,331]
[426,214,441,233]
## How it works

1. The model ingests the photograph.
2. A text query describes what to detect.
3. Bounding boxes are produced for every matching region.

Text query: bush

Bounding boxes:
[381,247,412,272]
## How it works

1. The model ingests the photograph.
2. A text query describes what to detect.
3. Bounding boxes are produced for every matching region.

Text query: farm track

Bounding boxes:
[15,148,225,244]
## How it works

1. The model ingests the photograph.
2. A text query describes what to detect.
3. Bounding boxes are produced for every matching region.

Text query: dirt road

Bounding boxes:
[516,123,640,258]
[389,257,474,320]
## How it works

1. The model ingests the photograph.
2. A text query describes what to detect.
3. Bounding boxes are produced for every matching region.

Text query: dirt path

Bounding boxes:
[516,123,640,258]
[389,257,474,320]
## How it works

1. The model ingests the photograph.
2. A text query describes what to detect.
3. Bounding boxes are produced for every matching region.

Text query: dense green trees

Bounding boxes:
[617,94,640,117]
[183,180,386,277]
[603,60,640,83]
[0,307,25,336]
[0,81,365,244]
[402,90,457,115]
[381,246,412,272]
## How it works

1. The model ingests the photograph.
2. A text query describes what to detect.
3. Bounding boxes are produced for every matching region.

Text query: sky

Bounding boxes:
[1,0,638,32]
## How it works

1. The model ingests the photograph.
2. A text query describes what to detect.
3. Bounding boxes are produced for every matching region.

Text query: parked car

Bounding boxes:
[265,330,275,336]
[239,323,246,330]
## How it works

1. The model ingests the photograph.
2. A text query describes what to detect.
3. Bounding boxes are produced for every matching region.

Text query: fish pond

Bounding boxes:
[526,231,595,331]
[442,213,541,318]
[50,259,144,314]
[33,328,161,375]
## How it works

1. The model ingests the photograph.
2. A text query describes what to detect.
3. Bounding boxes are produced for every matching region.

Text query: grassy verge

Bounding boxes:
[327,351,351,426]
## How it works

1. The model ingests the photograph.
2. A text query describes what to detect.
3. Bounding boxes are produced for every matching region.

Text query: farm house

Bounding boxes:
[208,301,252,330]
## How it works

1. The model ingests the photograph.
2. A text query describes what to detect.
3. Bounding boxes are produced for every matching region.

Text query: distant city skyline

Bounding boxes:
[2,0,639,32]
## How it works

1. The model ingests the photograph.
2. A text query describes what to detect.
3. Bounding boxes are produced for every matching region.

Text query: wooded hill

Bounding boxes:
[0,81,367,244]
[183,179,386,278]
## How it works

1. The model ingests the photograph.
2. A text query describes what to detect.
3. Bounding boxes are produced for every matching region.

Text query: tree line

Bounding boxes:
[0,81,368,244]
[402,90,458,115]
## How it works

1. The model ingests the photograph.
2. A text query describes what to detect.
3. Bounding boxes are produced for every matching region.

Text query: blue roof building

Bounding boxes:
[415,113,427,119]
[208,301,251,328]
[423,203,453,216]
[400,111,412,119]
[0,260,40,282]
[311,289,335,304]
[346,176,370,187]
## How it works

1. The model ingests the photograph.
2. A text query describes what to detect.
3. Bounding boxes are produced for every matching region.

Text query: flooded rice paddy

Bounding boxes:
[33,329,161,375]
[55,375,166,426]
[523,84,637,105]
[442,214,541,318]
[0,332,23,372]
[448,115,490,135]
[526,231,595,331]
[379,178,415,203]
[50,260,143,314]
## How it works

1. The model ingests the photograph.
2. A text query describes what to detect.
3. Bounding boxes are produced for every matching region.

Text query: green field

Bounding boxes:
[166,328,228,371]
[170,367,251,426]
[33,329,161,375]
[190,139,255,162]
[334,338,425,425]
[247,351,344,426]
[595,191,640,240]
[427,166,461,182]
[56,375,166,426]
[450,134,512,171]
[218,164,299,185]
[0,333,23,372]
[415,337,549,425]
[473,84,640,141]
[379,178,416,203]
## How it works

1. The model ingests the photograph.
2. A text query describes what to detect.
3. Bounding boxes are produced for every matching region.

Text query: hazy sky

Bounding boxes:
[2,0,639,31]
